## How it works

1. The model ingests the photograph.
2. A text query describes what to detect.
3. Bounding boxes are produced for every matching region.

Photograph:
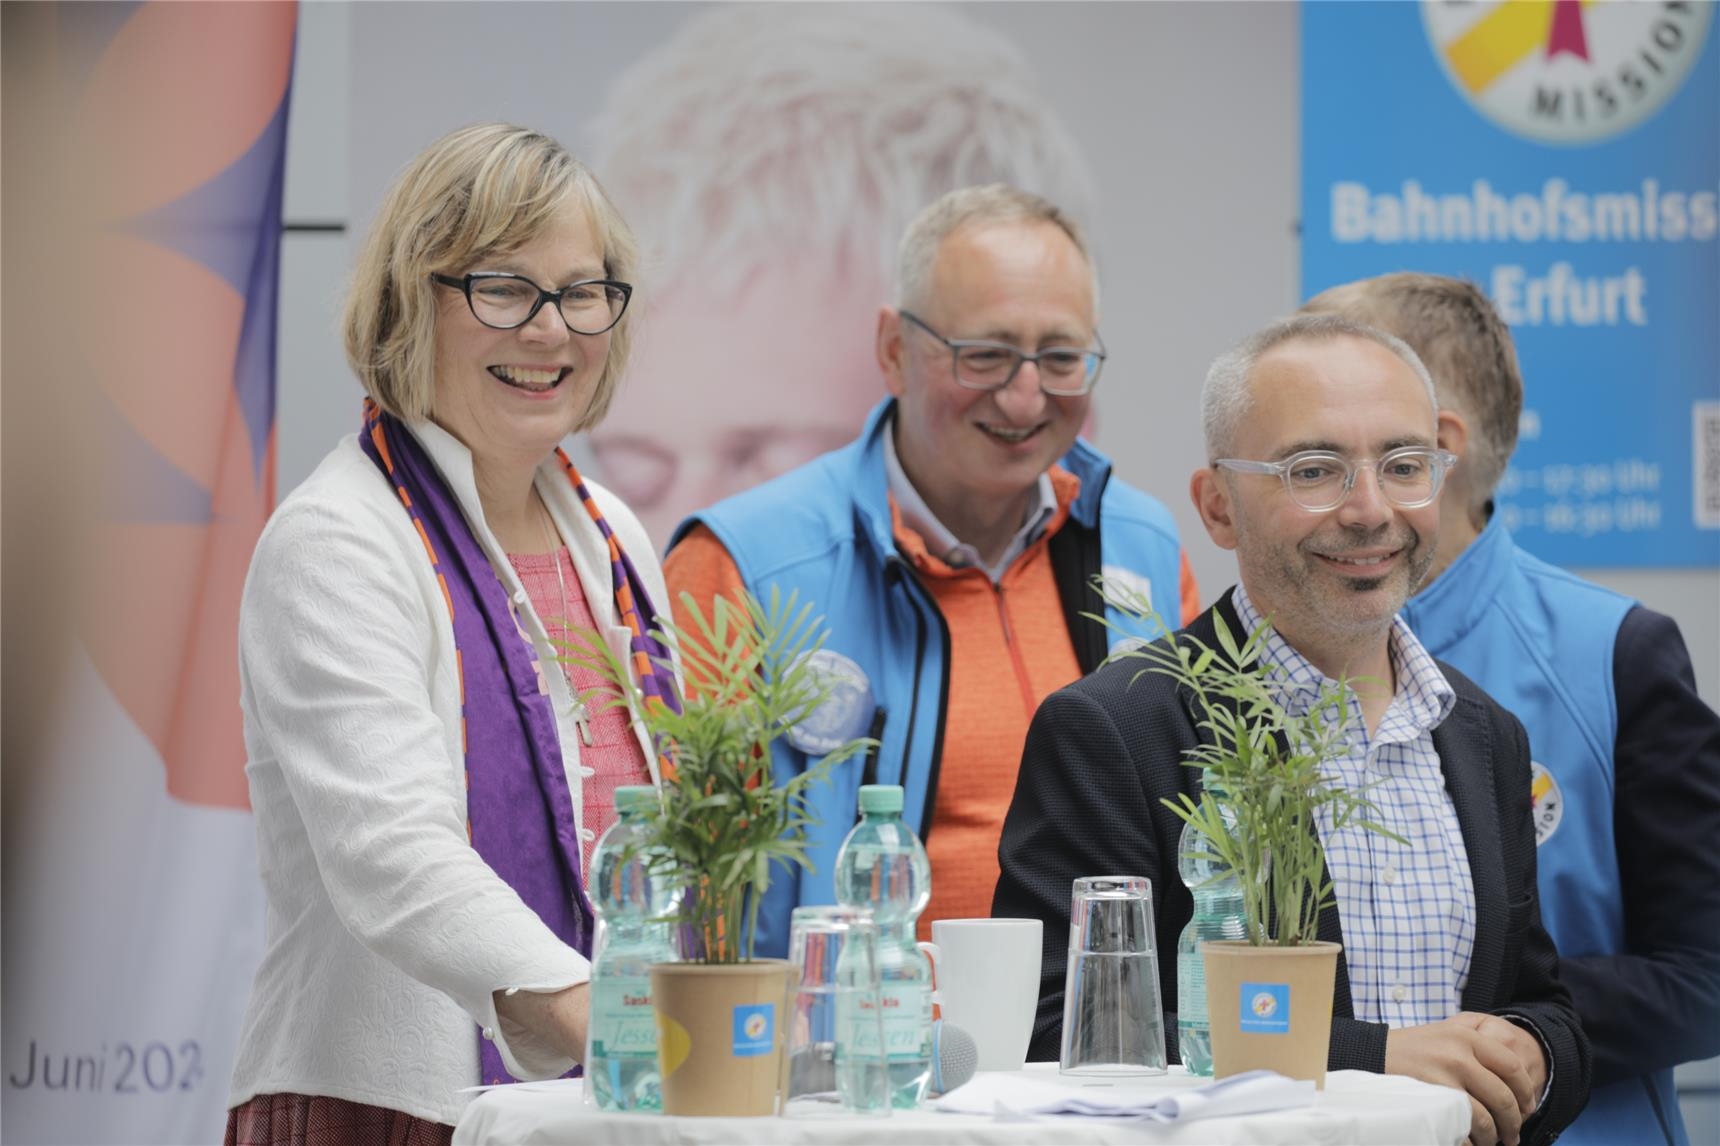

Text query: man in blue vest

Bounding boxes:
[1305,274,1720,1146]
[665,185,1200,957]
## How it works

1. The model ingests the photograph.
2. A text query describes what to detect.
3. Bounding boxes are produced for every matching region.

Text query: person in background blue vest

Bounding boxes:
[1305,273,1720,1146]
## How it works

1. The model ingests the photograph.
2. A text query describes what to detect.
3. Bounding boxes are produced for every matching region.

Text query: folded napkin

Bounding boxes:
[934,1069,1315,1124]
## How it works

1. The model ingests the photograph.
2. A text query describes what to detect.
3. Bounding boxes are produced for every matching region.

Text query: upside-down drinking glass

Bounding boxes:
[1060,875,1167,1076]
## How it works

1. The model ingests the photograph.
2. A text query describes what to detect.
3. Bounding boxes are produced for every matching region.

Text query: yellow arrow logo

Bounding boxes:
[1445,0,1599,94]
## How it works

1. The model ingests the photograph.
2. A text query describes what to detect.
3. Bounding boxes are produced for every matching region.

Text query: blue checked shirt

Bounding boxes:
[1233,586,1477,1027]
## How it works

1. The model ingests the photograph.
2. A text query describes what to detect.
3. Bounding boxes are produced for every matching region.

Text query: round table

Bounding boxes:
[452,1063,1470,1145]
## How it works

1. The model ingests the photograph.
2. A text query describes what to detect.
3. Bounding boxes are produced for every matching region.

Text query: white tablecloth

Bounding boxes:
[452,1063,1470,1145]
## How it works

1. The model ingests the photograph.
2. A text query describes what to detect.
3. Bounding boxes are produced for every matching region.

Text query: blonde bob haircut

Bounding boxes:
[344,123,639,427]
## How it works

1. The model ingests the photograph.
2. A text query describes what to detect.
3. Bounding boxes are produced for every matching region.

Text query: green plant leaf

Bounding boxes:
[1097,573,1402,948]
[562,586,873,964]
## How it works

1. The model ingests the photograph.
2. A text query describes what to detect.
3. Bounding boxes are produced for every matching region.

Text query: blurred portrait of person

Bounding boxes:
[586,2,1096,548]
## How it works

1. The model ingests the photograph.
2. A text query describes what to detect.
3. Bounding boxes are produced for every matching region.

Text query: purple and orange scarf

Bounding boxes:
[359,399,677,1085]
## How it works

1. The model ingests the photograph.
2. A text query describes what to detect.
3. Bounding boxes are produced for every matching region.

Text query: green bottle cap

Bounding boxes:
[614,786,658,817]
[857,784,904,815]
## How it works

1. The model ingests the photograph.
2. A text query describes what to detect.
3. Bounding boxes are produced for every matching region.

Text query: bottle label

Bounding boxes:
[842,984,930,1060]
[1178,950,1208,1023]
[883,984,932,1059]
[591,975,658,1057]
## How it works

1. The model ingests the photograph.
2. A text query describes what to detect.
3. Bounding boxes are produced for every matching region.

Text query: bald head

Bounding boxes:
[1200,313,1437,461]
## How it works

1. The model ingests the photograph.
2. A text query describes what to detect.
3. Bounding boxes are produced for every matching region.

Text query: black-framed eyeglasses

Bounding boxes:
[432,272,632,335]
[899,310,1106,396]
[1215,447,1459,512]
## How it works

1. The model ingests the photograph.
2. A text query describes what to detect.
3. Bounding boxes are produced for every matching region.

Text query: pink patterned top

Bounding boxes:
[508,547,652,882]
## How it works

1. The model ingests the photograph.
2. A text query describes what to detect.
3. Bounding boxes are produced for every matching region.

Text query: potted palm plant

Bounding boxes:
[1100,582,1399,1087]
[563,588,872,1116]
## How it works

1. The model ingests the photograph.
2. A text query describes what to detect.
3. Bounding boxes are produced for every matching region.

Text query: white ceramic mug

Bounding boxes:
[925,918,1043,1072]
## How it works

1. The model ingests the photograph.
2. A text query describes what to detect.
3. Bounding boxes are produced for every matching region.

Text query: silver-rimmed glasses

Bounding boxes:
[1215,447,1458,512]
[432,272,632,335]
[899,310,1105,396]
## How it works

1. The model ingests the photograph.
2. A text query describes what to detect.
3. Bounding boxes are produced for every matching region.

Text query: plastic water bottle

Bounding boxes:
[834,784,933,1109]
[587,786,677,1112]
[1175,814,1247,1076]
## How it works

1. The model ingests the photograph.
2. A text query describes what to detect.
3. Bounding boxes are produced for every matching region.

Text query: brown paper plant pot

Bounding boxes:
[651,960,793,1116]
[1202,940,1340,1088]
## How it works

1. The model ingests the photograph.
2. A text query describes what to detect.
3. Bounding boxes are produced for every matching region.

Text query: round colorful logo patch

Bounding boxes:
[1251,991,1279,1019]
[1530,761,1564,846]
[785,649,875,756]
[1422,1,1712,145]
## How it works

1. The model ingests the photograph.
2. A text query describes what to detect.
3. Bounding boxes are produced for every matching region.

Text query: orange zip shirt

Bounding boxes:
[885,467,1081,935]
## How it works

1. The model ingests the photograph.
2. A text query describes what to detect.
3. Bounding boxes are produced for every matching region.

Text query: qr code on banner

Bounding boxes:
[1698,403,1720,530]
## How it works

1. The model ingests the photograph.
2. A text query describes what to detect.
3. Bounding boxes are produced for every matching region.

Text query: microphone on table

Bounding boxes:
[786,1020,978,1099]
[927,1019,978,1096]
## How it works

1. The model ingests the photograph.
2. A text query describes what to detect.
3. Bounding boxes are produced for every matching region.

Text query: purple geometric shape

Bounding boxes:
[119,93,291,482]
[234,97,289,483]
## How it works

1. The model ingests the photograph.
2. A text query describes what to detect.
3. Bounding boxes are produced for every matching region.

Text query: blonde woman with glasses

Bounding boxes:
[226,124,674,1145]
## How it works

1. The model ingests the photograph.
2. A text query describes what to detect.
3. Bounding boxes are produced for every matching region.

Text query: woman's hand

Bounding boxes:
[493,982,592,1066]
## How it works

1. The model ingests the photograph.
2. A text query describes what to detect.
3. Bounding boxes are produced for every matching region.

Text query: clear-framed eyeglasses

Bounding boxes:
[1215,447,1459,512]
[899,310,1106,396]
[432,272,632,335]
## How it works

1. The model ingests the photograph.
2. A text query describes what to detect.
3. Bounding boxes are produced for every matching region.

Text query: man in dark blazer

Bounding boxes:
[994,314,1589,1146]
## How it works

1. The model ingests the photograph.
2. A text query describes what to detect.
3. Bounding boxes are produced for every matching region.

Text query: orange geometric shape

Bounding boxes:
[83,395,269,809]
[165,414,271,808]
[73,1,297,221]
[89,234,244,489]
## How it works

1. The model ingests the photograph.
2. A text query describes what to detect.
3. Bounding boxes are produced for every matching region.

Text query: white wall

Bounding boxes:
[278,0,353,492]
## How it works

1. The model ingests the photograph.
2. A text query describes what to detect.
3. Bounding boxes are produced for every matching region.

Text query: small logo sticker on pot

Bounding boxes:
[1239,982,1291,1034]
[732,1003,775,1057]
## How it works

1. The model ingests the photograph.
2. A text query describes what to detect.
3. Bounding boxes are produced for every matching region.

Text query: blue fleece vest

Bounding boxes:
[669,398,1187,958]
[1403,518,1679,1146]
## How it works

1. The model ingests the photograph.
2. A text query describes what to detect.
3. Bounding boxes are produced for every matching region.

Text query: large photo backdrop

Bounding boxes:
[341,0,1300,585]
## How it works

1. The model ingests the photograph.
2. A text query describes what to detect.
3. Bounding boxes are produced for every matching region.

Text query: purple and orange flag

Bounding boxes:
[67,2,297,809]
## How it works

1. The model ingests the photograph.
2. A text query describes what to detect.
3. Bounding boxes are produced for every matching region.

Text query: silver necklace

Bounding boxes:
[538,497,594,746]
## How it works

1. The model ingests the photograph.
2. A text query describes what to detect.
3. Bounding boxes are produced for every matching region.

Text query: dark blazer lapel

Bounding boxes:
[1180,590,1356,1018]
[1432,696,1507,1011]
[1315,860,1357,1020]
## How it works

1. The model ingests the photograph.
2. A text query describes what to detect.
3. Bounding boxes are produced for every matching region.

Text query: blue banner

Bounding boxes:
[1302,1,1718,568]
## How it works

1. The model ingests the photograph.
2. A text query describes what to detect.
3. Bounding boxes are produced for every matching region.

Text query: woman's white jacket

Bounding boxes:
[229,420,666,1125]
